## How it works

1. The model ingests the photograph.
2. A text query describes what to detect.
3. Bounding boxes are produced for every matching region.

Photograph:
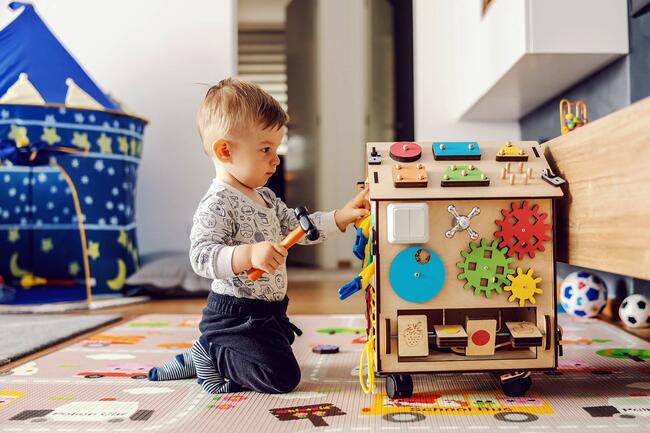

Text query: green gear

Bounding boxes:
[456,238,515,297]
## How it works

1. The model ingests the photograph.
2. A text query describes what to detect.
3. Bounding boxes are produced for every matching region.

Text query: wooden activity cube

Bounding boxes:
[366,141,564,397]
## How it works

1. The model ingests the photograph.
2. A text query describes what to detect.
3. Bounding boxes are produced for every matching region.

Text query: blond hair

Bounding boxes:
[197,78,289,155]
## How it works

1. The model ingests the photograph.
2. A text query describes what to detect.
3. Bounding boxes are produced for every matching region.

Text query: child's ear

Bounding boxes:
[212,139,231,162]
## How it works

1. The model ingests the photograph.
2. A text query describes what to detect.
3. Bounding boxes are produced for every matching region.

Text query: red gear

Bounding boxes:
[494,201,552,259]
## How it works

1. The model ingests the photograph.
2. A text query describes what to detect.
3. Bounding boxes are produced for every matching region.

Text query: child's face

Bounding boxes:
[223,122,284,189]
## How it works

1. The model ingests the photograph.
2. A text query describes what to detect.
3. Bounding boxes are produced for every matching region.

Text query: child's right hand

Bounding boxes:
[250,241,288,275]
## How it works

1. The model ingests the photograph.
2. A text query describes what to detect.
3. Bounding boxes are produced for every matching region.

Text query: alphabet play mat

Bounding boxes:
[1,314,649,432]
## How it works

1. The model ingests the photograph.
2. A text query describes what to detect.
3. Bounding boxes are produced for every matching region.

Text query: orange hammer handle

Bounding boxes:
[247,226,306,281]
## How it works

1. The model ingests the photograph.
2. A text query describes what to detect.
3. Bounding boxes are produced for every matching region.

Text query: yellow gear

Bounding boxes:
[504,267,543,306]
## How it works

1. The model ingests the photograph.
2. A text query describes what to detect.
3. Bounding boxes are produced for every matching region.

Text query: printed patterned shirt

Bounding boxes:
[189,179,340,301]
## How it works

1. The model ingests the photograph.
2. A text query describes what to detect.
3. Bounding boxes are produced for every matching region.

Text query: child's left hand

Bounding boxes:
[335,186,370,231]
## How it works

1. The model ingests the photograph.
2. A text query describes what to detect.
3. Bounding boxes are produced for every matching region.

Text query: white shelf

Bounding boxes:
[455,0,629,121]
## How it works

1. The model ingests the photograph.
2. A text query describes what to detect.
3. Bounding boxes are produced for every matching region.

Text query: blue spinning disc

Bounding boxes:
[389,247,445,303]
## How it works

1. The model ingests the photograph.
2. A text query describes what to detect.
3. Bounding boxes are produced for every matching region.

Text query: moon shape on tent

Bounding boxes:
[107,259,127,290]
[10,253,28,277]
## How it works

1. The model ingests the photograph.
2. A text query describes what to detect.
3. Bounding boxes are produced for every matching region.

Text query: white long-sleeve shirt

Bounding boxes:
[189,179,340,301]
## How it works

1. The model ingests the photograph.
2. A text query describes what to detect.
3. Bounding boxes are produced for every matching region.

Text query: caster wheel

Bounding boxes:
[386,374,414,399]
[498,372,532,397]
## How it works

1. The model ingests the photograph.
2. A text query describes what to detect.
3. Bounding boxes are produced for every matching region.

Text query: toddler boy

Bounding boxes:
[148,78,369,394]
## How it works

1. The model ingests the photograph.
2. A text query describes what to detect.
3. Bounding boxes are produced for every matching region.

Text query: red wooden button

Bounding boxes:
[471,330,490,346]
[389,142,422,162]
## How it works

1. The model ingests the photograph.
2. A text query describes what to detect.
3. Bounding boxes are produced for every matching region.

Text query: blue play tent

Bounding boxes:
[0,2,147,306]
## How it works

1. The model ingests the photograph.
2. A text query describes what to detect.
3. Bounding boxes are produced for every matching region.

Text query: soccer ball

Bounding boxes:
[560,271,607,318]
[619,294,650,329]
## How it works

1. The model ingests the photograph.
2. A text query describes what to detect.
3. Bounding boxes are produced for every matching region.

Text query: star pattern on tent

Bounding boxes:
[97,133,112,154]
[1,109,9,119]
[117,230,128,247]
[72,132,90,150]
[41,127,61,145]
[118,136,129,155]
[69,261,80,276]
[8,228,20,243]
[9,124,29,147]
[87,241,100,260]
[41,238,53,253]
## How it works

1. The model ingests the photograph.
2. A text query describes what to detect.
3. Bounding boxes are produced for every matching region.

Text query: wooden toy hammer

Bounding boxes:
[247,206,319,281]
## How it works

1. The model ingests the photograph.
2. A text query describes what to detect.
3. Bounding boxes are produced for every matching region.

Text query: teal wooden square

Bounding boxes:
[432,142,481,160]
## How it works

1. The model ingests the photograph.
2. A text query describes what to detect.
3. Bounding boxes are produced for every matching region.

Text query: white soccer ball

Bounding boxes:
[560,271,607,318]
[619,294,650,329]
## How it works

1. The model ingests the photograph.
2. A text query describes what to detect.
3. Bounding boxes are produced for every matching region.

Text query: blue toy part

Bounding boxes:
[389,247,445,303]
[338,261,374,301]
[352,215,371,260]
[353,226,368,260]
[432,142,481,159]
[338,276,362,301]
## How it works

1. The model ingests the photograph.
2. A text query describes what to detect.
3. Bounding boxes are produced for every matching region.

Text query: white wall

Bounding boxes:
[413,0,520,140]
[317,0,366,268]
[452,0,527,120]
[22,0,237,254]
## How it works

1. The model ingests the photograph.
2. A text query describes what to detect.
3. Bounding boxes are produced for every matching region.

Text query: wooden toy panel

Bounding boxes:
[465,319,497,356]
[374,198,556,373]
[397,315,429,357]
[367,141,563,200]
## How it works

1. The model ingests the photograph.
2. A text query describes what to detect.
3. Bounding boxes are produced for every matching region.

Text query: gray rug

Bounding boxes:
[0,314,121,365]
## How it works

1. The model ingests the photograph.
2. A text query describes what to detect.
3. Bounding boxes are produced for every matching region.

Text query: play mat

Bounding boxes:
[1,314,649,432]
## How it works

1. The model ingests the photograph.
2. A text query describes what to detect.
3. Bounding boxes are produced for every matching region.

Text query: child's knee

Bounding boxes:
[266,365,301,394]
[280,364,302,393]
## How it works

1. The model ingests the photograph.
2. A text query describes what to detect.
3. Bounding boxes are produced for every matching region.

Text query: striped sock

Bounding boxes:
[148,349,196,381]
[192,339,241,394]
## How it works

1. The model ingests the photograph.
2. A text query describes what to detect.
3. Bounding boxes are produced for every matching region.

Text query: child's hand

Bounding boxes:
[335,186,370,231]
[250,241,288,275]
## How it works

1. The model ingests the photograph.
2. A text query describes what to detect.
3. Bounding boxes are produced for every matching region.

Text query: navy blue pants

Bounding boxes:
[198,292,303,394]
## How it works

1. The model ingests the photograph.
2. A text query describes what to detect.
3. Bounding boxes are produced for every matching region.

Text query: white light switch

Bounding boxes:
[387,203,429,244]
